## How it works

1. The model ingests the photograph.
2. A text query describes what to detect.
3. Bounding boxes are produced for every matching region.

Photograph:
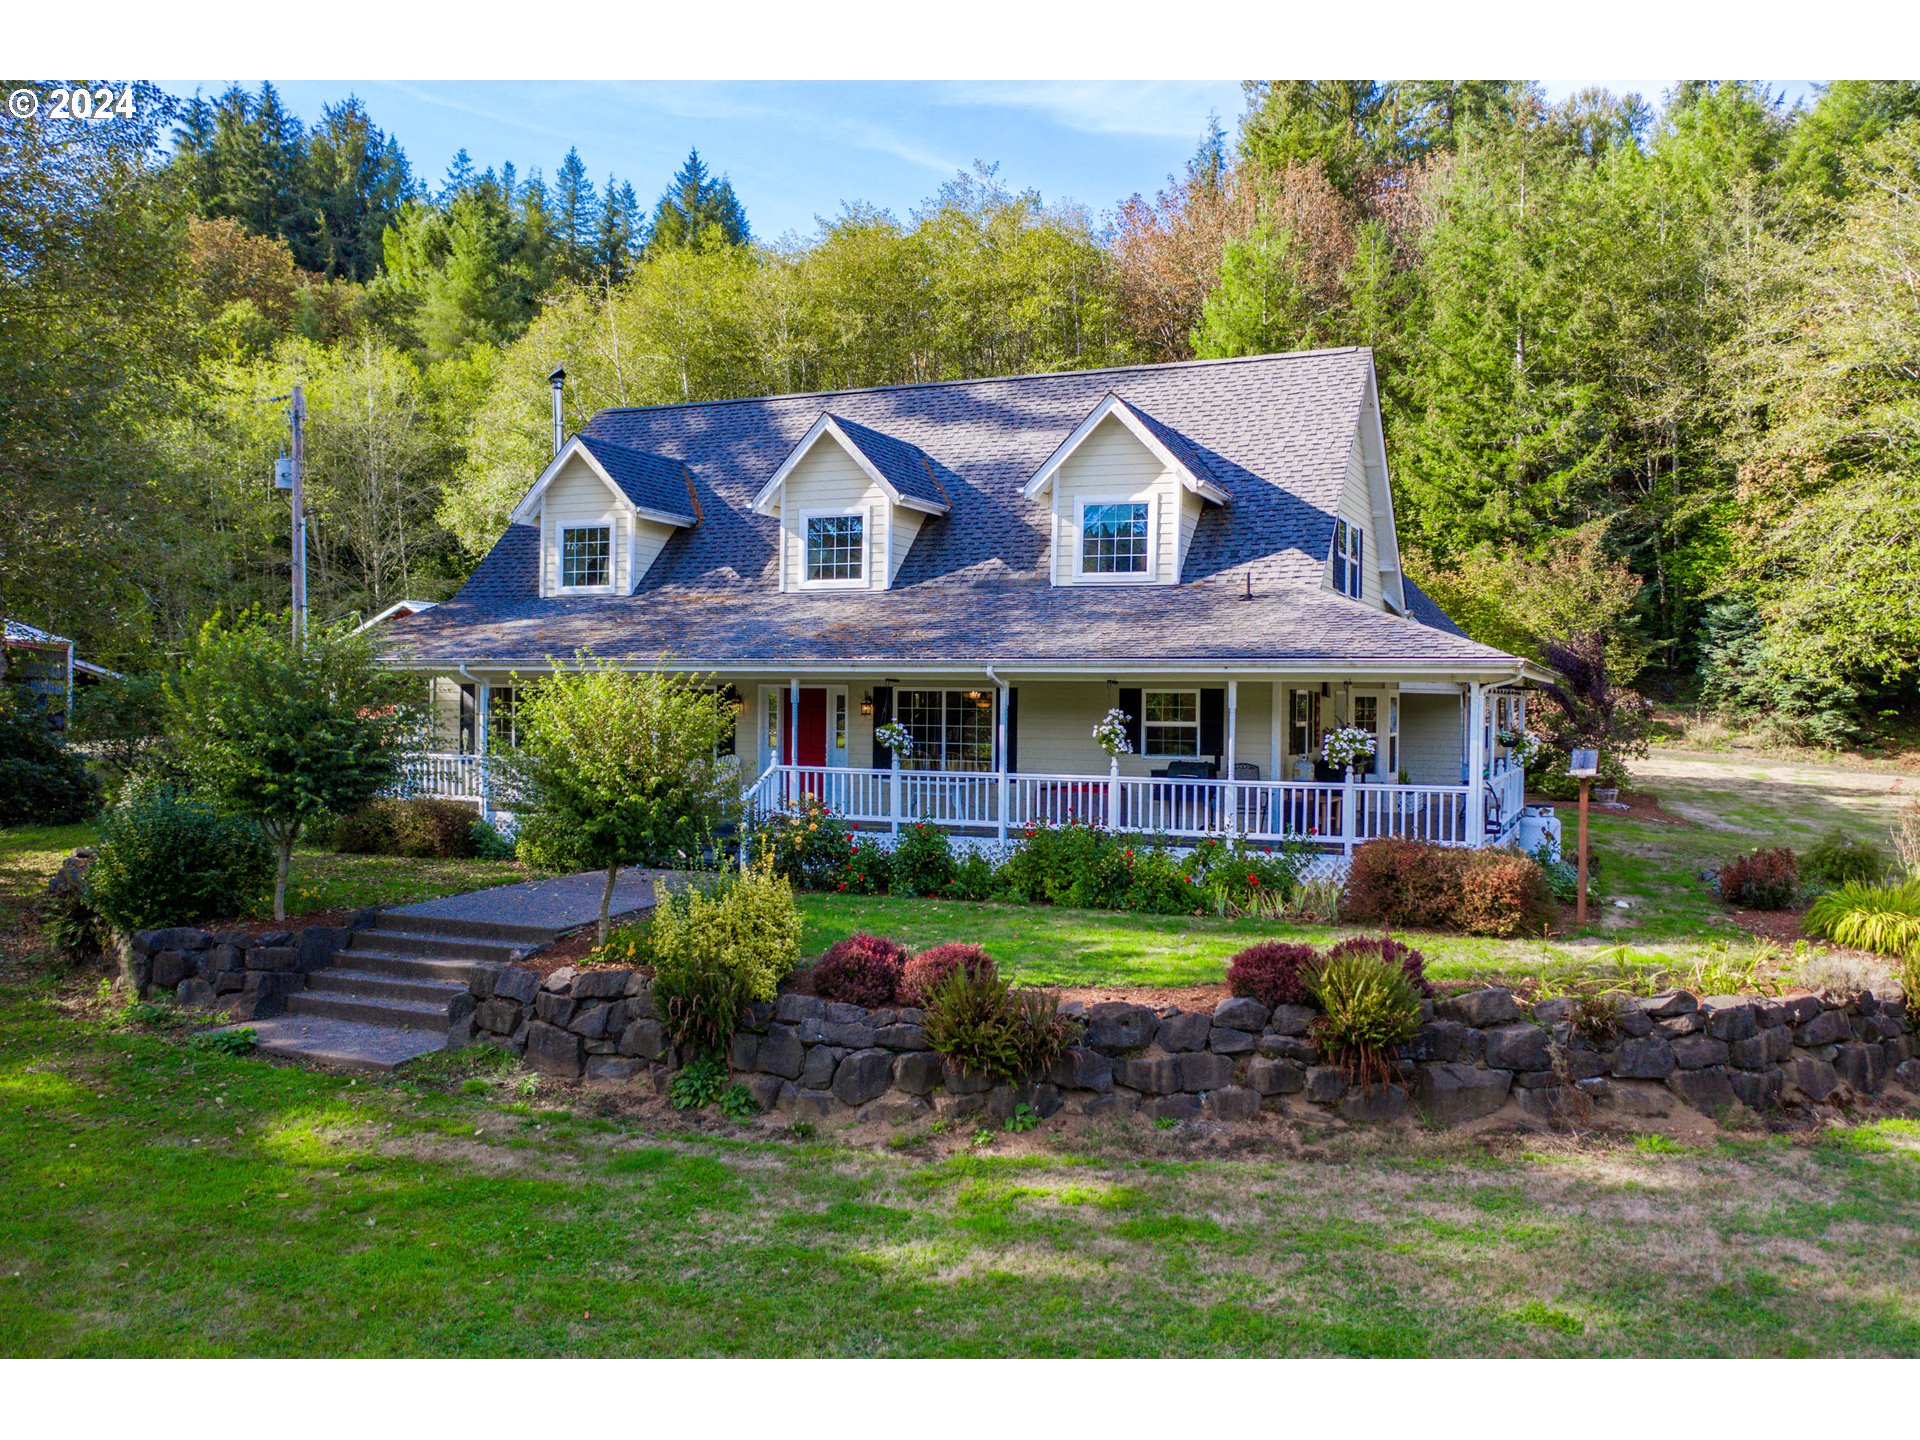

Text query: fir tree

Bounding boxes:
[645,147,751,254]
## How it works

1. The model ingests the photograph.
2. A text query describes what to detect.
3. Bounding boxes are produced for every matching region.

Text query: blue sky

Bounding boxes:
[168,79,1820,239]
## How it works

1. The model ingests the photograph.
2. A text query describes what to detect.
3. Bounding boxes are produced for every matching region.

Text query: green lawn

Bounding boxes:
[4,980,1917,1357]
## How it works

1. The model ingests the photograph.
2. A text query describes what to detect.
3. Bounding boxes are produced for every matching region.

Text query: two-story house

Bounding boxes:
[380,347,1542,859]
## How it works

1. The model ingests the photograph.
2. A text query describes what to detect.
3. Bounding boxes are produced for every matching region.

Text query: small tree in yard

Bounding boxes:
[509,660,740,943]
[165,612,417,919]
[1536,630,1653,795]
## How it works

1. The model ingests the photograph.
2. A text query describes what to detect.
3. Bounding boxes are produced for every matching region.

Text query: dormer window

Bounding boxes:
[560,524,611,589]
[1077,499,1153,579]
[803,513,866,586]
[1332,518,1365,599]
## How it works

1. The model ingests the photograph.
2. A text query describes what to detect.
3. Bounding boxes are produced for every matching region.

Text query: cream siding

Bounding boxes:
[1049,416,1181,586]
[1399,692,1463,786]
[1177,487,1204,579]
[540,457,626,595]
[629,517,677,588]
[774,439,917,592]
[1325,440,1384,607]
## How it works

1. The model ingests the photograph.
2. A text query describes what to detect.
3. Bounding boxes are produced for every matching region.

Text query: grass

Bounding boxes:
[0,820,525,925]
[3,977,1918,1357]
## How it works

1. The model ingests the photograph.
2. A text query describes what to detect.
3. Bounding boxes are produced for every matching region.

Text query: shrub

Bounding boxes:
[890,822,957,898]
[1122,846,1200,915]
[811,931,910,1007]
[922,965,1080,1084]
[471,817,516,860]
[1801,828,1887,889]
[1226,941,1320,1008]
[835,839,893,895]
[669,1054,728,1110]
[393,798,483,857]
[1303,945,1423,1088]
[1719,847,1799,910]
[647,860,802,1056]
[43,885,109,960]
[1803,879,1920,959]
[757,793,856,890]
[0,693,100,826]
[1324,934,1434,997]
[1456,849,1555,938]
[1188,839,1307,918]
[943,849,998,902]
[85,785,274,930]
[998,820,1131,908]
[1344,839,1465,930]
[330,800,399,853]
[898,942,996,1007]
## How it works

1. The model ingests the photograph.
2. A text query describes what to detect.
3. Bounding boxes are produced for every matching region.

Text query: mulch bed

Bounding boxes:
[198,910,360,938]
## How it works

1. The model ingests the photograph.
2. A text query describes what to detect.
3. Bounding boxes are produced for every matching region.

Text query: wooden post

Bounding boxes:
[1576,778,1591,925]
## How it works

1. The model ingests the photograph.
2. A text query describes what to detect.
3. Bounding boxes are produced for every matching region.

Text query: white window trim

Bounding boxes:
[797,508,870,590]
[1073,494,1158,585]
[556,521,617,595]
[1140,686,1202,760]
[1329,518,1365,600]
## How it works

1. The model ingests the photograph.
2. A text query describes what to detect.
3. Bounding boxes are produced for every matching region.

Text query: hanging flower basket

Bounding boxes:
[1320,725,1377,773]
[1092,708,1133,758]
[872,721,914,758]
[1497,727,1546,767]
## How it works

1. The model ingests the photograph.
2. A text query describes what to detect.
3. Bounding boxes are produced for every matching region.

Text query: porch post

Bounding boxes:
[996,681,1010,845]
[788,675,801,809]
[476,680,491,818]
[1465,681,1487,845]
[1269,680,1282,781]
[1225,679,1239,838]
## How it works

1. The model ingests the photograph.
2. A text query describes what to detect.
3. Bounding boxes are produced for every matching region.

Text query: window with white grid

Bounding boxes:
[560,524,611,588]
[1079,501,1150,576]
[897,689,994,771]
[804,514,864,583]
[1142,689,1199,757]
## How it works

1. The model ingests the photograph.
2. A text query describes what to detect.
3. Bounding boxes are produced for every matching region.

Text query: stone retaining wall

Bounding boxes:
[465,966,1919,1126]
[124,919,369,1019]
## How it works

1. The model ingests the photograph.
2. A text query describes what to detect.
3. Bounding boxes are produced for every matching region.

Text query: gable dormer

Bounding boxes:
[510,435,698,598]
[1323,365,1408,612]
[1023,395,1229,587]
[752,414,950,593]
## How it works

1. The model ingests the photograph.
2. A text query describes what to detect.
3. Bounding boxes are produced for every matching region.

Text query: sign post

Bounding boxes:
[1568,748,1599,924]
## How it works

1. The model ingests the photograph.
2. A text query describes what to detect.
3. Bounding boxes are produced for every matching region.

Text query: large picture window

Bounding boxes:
[1079,501,1150,576]
[560,524,611,588]
[897,689,995,771]
[1142,689,1199,757]
[805,514,865,583]
[1331,518,1365,599]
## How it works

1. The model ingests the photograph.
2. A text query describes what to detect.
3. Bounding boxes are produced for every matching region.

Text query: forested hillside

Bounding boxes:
[3,79,1917,745]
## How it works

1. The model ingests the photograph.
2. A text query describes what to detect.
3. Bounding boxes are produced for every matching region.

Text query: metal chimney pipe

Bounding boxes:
[548,367,566,457]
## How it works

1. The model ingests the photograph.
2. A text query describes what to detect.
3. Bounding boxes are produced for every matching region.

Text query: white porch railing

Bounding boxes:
[738,761,1499,854]
[391,751,523,811]
[1488,764,1526,843]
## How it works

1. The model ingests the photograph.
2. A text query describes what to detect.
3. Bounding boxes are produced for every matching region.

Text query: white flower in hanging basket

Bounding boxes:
[1320,725,1377,772]
[1497,727,1545,766]
[1092,708,1133,757]
[873,721,914,757]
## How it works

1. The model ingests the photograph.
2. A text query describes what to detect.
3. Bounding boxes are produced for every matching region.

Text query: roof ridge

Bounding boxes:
[591,347,1372,420]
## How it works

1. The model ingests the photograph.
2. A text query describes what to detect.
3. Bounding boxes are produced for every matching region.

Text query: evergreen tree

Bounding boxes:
[595,177,642,284]
[441,147,476,202]
[306,96,416,281]
[552,147,598,283]
[645,147,751,254]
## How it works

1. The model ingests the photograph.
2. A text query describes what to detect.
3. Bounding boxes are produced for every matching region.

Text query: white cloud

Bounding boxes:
[932,80,1239,139]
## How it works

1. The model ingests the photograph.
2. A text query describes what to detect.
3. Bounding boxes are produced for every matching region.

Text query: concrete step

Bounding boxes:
[285,989,458,1034]
[346,928,528,963]
[366,912,560,947]
[333,949,500,985]
[230,1015,447,1073]
[307,968,472,1008]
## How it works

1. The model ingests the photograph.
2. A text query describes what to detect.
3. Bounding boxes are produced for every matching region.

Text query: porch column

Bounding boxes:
[1269,680,1282,782]
[996,681,1010,845]
[1465,681,1487,845]
[788,675,801,809]
[1225,679,1239,838]
[476,681,491,817]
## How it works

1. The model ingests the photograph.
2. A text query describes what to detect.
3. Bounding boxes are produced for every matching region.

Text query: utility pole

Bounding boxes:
[290,385,308,644]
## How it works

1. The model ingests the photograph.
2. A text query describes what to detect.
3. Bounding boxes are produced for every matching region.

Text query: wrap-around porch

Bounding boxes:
[402,668,1533,857]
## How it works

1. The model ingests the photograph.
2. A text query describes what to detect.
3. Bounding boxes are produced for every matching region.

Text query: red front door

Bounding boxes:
[779,688,829,768]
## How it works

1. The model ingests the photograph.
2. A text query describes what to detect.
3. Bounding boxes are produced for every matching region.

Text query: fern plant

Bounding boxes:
[1303,946,1423,1089]
[1803,879,1920,960]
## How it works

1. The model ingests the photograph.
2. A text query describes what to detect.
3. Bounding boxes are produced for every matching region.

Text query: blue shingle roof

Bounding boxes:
[387,349,1517,671]
[575,434,697,525]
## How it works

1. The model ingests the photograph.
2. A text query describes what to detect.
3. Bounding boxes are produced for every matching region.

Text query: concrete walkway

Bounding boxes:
[387,867,658,934]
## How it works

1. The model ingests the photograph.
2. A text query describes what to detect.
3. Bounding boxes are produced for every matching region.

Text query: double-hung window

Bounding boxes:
[560,524,611,589]
[804,513,865,585]
[1331,518,1365,599]
[1079,500,1151,578]
[1142,689,1200,758]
